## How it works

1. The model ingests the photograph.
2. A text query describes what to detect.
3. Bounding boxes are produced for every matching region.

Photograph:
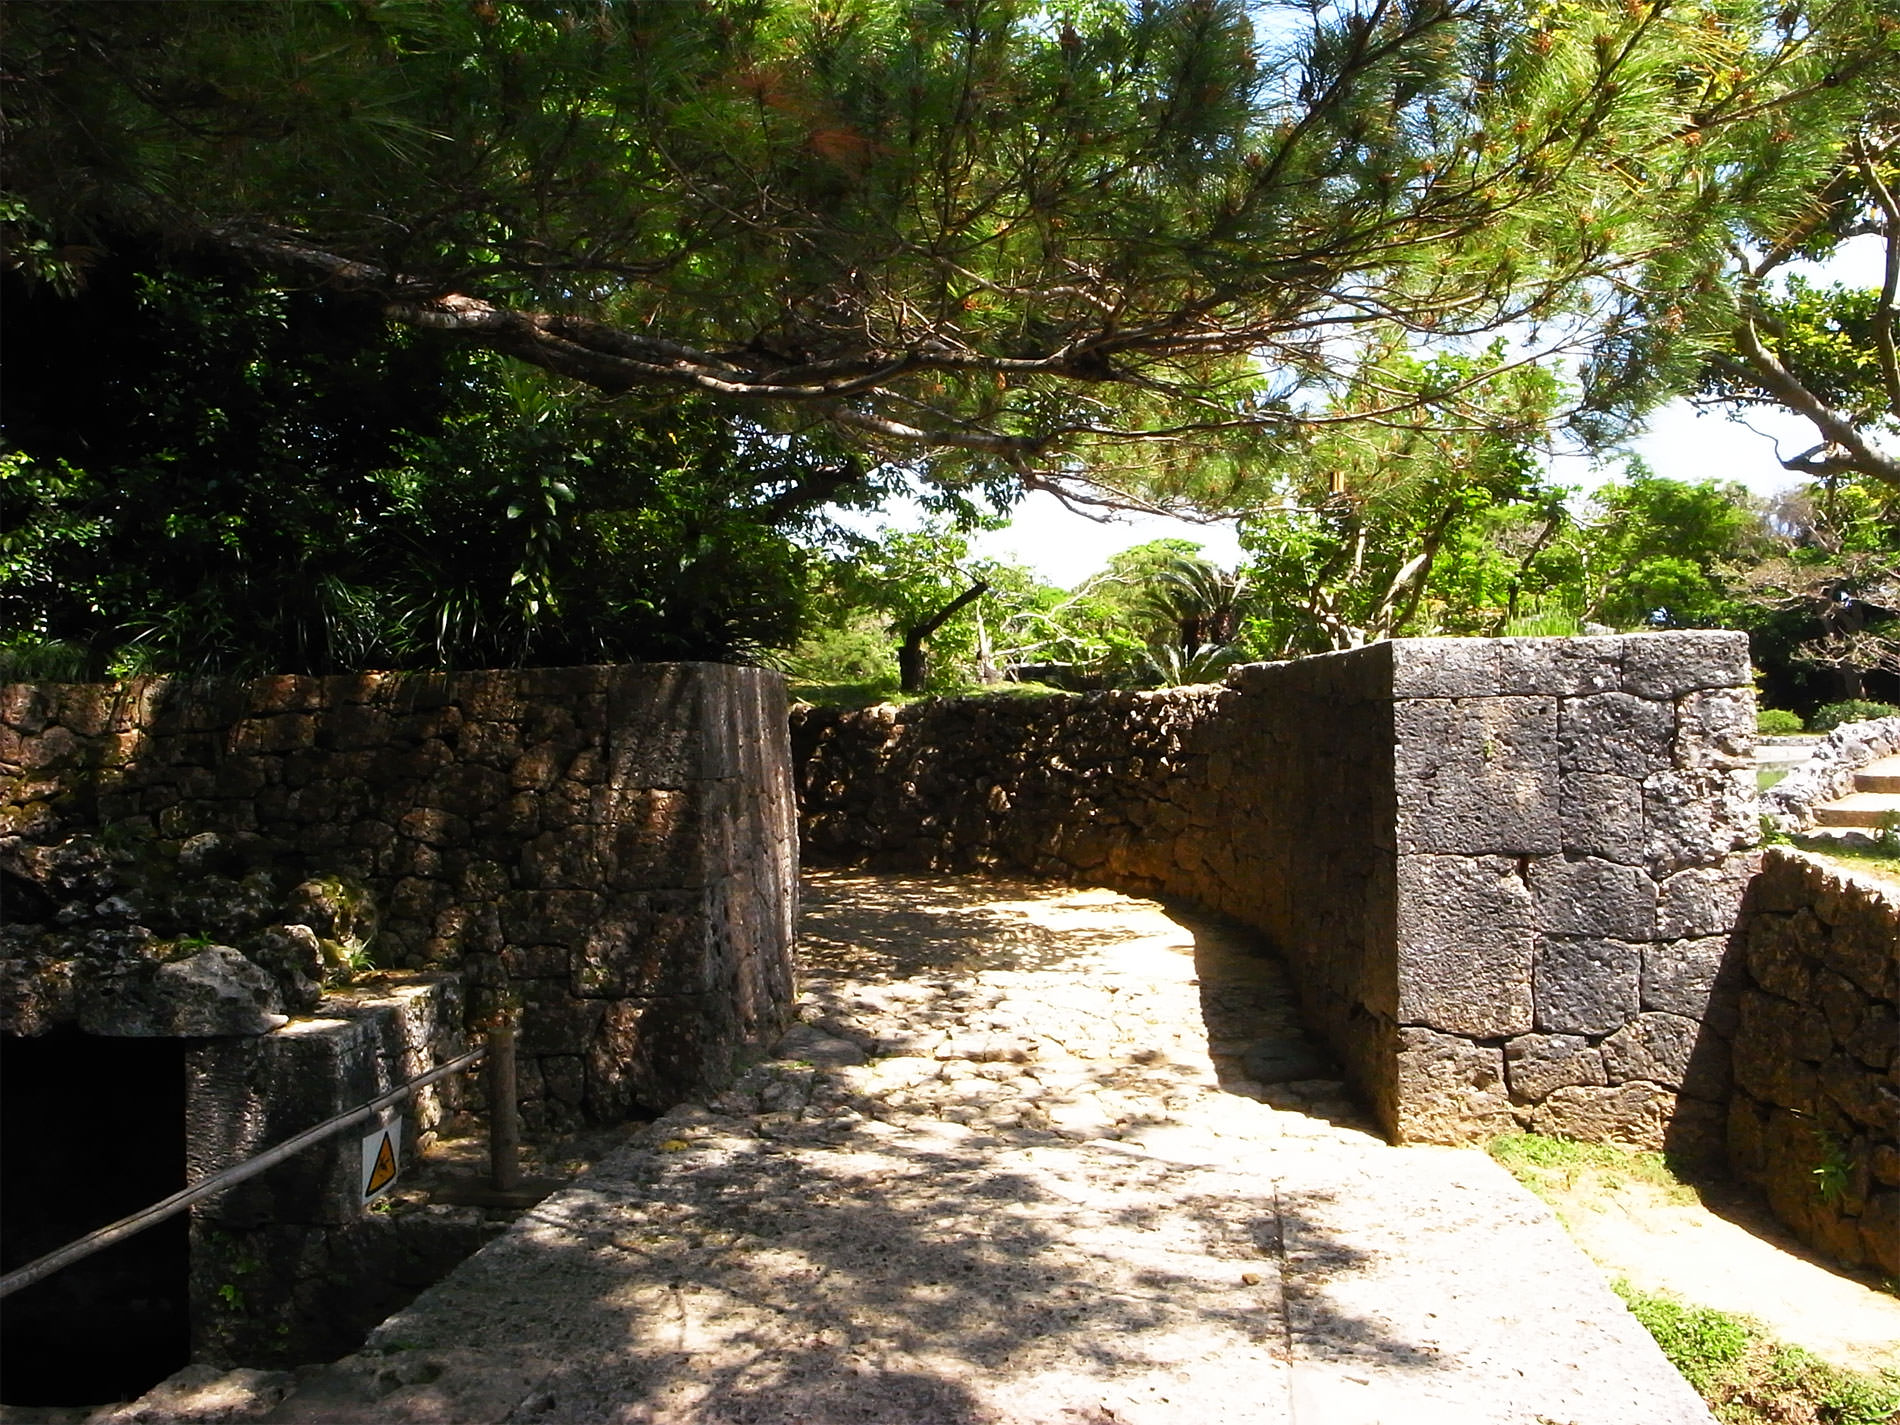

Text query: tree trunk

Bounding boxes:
[975,606,1001,685]
[897,581,989,694]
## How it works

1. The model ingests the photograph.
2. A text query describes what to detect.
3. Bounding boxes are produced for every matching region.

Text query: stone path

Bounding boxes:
[194,872,1708,1424]
[1814,752,1900,828]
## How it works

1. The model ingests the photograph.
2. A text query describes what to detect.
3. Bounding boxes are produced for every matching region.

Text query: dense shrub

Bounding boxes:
[1756,709,1806,735]
[1810,700,1900,731]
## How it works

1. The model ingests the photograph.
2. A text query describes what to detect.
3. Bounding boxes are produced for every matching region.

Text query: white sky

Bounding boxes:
[855,237,1891,590]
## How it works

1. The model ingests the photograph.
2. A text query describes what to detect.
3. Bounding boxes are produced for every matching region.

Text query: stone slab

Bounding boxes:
[1278,1148,1712,1425]
[167,873,1712,1425]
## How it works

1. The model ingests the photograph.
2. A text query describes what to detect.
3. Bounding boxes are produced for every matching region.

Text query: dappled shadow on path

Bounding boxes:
[797,872,1369,1116]
[271,872,1528,1423]
[795,869,1154,978]
[280,871,1433,1423]
[330,1108,1427,1425]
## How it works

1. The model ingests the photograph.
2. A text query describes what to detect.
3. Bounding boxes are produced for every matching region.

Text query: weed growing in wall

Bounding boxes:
[1810,1130,1854,1207]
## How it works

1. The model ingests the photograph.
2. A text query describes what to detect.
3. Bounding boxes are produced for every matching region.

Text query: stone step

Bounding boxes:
[1813,791,1900,829]
[1853,755,1900,794]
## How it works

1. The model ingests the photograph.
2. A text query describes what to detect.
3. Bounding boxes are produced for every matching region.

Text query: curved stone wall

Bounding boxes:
[2,663,796,1129]
[796,632,1761,1149]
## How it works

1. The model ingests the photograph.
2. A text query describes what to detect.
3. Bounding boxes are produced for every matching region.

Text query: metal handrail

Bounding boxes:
[0,1043,488,1300]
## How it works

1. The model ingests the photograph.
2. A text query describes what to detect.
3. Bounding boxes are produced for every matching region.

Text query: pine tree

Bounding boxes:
[4,0,1892,506]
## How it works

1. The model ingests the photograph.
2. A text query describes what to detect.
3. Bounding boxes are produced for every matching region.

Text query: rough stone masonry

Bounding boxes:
[795,631,1761,1153]
[2,662,802,1365]
[1727,848,1899,1278]
[2,663,798,1131]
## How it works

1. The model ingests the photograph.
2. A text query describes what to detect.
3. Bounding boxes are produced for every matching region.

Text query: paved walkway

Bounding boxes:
[228,872,1708,1423]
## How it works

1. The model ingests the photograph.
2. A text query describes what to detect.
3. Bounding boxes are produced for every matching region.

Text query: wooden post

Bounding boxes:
[487,1020,520,1193]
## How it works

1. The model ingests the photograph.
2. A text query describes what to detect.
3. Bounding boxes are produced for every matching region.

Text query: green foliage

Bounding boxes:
[1813,1369,1900,1425]
[1499,594,1585,638]
[1757,709,1807,735]
[1046,540,1216,685]
[798,521,1071,693]
[0,249,832,674]
[1614,1283,1900,1425]
[0,631,89,683]
[1137,556,1252,663]
[1703,279,1900,440]
[1809,1131,1854,1206]
[1615,1284,1752,1397]
[1057,547,1256,685]
[1877,810,1900,860]
[786,614,900,693]
[4,0,1896,672]
[1735,476,1900,715]
[5,0,1891,506]
[1811,700,1900,731]
[1572,467,1759,631]
[1079,541,1222,653]
[1238,346,1564,654]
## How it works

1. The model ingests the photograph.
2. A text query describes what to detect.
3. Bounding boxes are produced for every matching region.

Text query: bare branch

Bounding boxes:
[1712,326,1900,490]
[1855,144,1900,421]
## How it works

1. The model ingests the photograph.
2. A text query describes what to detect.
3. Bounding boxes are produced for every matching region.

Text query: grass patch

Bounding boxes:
[1613,1283,1900,1425]
[1488,1131,1698,1206]
[787,679,906,707]
[789,679,1078,709]
[1789,840,1900,891]
[1759,767,1791,792]
[1489,1137,1900,1422]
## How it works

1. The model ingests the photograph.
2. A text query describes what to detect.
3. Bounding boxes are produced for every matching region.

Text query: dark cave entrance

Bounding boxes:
[1,1032,190,1406]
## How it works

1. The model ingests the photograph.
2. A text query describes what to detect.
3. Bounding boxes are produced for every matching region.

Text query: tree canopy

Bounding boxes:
[6,0,1893,515]
[0,246,832,676]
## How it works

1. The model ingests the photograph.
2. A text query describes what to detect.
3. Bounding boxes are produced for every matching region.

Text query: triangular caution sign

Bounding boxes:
[365,1132,398,1197]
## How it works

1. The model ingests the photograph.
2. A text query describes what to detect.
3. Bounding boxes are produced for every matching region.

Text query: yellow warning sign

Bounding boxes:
[366,1135,397,1194]
[361,1119,402,1202]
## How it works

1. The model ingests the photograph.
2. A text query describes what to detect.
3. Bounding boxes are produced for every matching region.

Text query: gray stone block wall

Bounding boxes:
[1388,634,1758,1151]
[794,632,1760,1146]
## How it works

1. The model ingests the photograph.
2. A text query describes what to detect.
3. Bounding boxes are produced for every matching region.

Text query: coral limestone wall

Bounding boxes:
[1727,848,1899,1277]
[795,632,1760,1147]
[2,663,797,1129]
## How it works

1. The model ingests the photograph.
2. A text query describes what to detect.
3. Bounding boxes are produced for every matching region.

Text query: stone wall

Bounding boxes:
[1761,716,1900,834]
[3,661,797,1377]
[1,663,797,1129]
[795,632,1760,1148]
[187,976,478,1365]
[1727,848,1899,1277]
